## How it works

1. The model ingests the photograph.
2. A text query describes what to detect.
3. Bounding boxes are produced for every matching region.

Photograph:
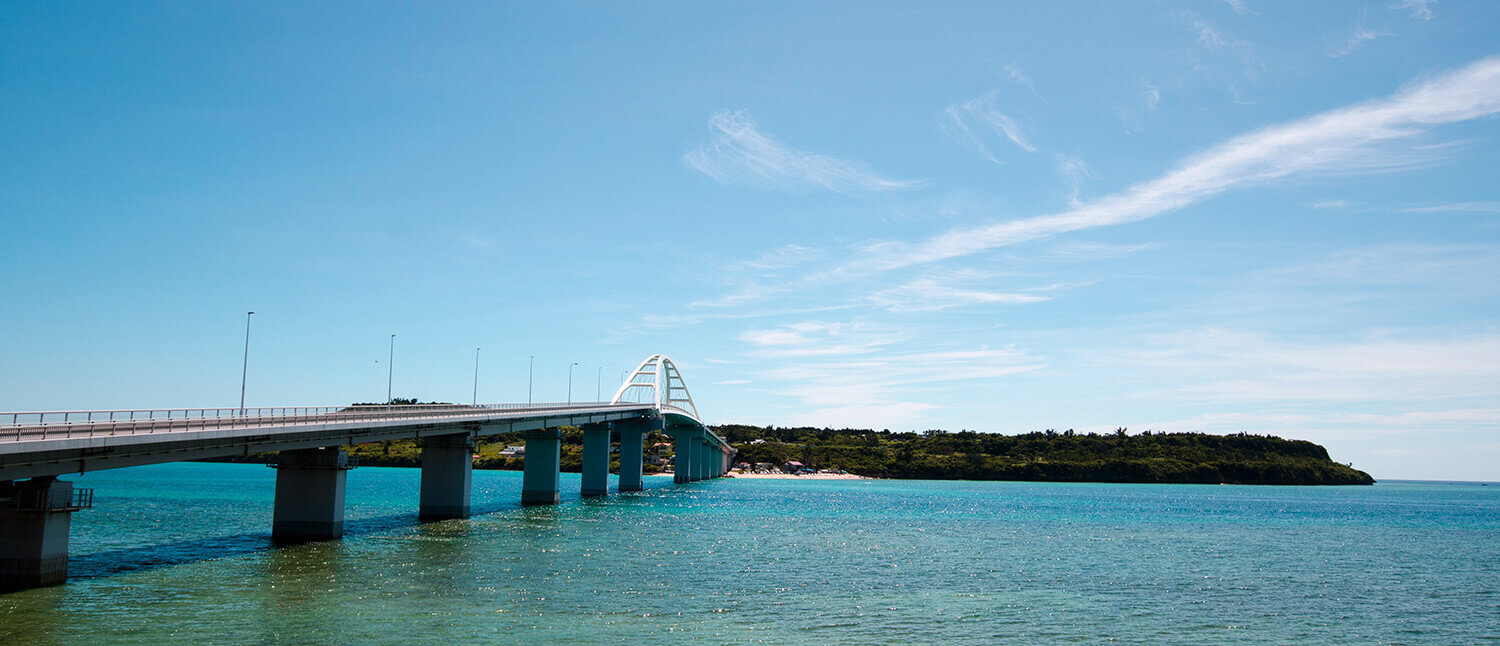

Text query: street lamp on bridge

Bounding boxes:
[239,311,254,416]
[528,355,534,405]
[472,347,481,406]
[387,334,396,405]
[567,362,578,406]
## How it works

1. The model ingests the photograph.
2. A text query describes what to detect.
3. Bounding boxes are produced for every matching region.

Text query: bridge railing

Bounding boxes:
[0,402,634,443]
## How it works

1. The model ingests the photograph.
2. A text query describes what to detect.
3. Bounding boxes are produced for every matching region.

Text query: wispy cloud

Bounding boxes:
[762,346,1045,427]
[869,272,1051,312]
[1333,17,1393,58]
[1394,0,1435,21]
[1310,199,1354,209]
[741,243,821,271]
[1116,328,1500,404]
[1222,0,1257,16]
[1003,62,1043,99]
[685,111,923,193]
[1143,81,1161,110]
[944,92,1037,163]
[1193,19,1245,49]
[1402,201,1500,214]
[738,320,900,358]
[832,55,1500,277]
[1045,240,1156,260]
[1056,154,1092,207]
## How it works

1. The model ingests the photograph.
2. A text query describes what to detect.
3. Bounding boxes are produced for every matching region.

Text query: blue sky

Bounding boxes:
[3,1,1498,480]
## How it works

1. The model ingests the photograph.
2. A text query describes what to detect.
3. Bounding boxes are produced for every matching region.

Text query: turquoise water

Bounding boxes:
[2,463,1497,644]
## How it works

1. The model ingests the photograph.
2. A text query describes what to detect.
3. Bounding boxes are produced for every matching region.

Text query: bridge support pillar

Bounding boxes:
[616,419,648,492]
[0,477,75,591]
[420,433,473,521]
[521,427,562,506]
[673,430,694,484]
[581,423,611,497]
[693,440,711,479]
[272,447,352,543]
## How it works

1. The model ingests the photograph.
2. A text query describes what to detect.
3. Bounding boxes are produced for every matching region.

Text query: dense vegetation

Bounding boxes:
[715,425,1374,485]
[209,399,1373,485]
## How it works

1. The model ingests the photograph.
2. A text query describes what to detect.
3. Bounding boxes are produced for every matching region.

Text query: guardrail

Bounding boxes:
[0,402,645,443]
[13,486,93,511]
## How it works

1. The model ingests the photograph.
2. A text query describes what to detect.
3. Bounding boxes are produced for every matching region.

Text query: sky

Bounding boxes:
[2,1,1498,481]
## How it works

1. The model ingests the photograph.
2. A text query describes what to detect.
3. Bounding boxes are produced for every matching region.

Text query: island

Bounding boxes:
[210,419,1373,485]
[719,425,1374,485]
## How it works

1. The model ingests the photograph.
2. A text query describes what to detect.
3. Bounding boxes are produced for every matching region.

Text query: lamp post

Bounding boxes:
[528,355,534,405]
[387,334,396,406]
[472,347,481,406]
[239,311,254,416]
[567,362,578,406]
[596,366,602,402]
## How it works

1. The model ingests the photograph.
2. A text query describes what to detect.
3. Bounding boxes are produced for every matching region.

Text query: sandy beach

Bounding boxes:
[725,472,869,480]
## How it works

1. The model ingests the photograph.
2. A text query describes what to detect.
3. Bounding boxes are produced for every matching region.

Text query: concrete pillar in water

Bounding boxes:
[521,427,562,506]
[272,447,352,543]
[0,477,78,591]
[419,433,473,521]
[699,439,712,480]
[580,423,611,497]
[673,429,694,484]
[616,419,648,492]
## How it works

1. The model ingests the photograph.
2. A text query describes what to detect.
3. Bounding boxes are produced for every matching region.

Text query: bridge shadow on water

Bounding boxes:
[66,502,534,582]
[64,486,682,583]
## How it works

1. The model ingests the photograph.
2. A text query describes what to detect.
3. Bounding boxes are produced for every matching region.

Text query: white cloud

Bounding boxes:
[1143,81,1161,110]
[1056,154,1092,207]
[760,346,1044,427]
[869,273,1051,312]
[1002,62,1043,99]
[944,92,1037,163]
[1402,201,1500,214]
[742,243,820,270]
[1045,240,1156,259]
[685,111,923,193]
[738,320,900,357]
[832,55,1500,277]
[714,379,751,385]
[1333,18,1393,58]
[1394,0,1435,21]
[1310,199,1353,209]
[688,282,785,309]
[1117,328,1500,404]
[1193,19,1244,49]
[1222,0,1257,16]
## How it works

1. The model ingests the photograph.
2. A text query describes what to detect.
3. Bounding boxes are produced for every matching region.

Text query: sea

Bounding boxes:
[1,462,1496,644]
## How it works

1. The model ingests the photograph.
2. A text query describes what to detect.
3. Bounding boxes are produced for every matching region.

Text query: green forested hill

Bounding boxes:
[207,416,1374,485]
[717,426,1374,485]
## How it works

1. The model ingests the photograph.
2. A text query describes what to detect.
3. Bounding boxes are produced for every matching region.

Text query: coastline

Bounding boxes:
[726,472,869,480]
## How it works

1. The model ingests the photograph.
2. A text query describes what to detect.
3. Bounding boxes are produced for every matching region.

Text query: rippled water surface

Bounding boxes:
[2,463,1497,644]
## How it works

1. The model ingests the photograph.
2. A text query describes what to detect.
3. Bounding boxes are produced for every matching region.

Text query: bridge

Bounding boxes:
[0,354,734,592]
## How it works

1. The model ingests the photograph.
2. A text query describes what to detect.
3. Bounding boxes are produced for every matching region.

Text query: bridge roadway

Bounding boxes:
[0,397,735,591]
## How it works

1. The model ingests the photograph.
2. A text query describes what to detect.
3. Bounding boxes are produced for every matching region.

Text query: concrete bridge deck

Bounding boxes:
[0,354,736,592]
